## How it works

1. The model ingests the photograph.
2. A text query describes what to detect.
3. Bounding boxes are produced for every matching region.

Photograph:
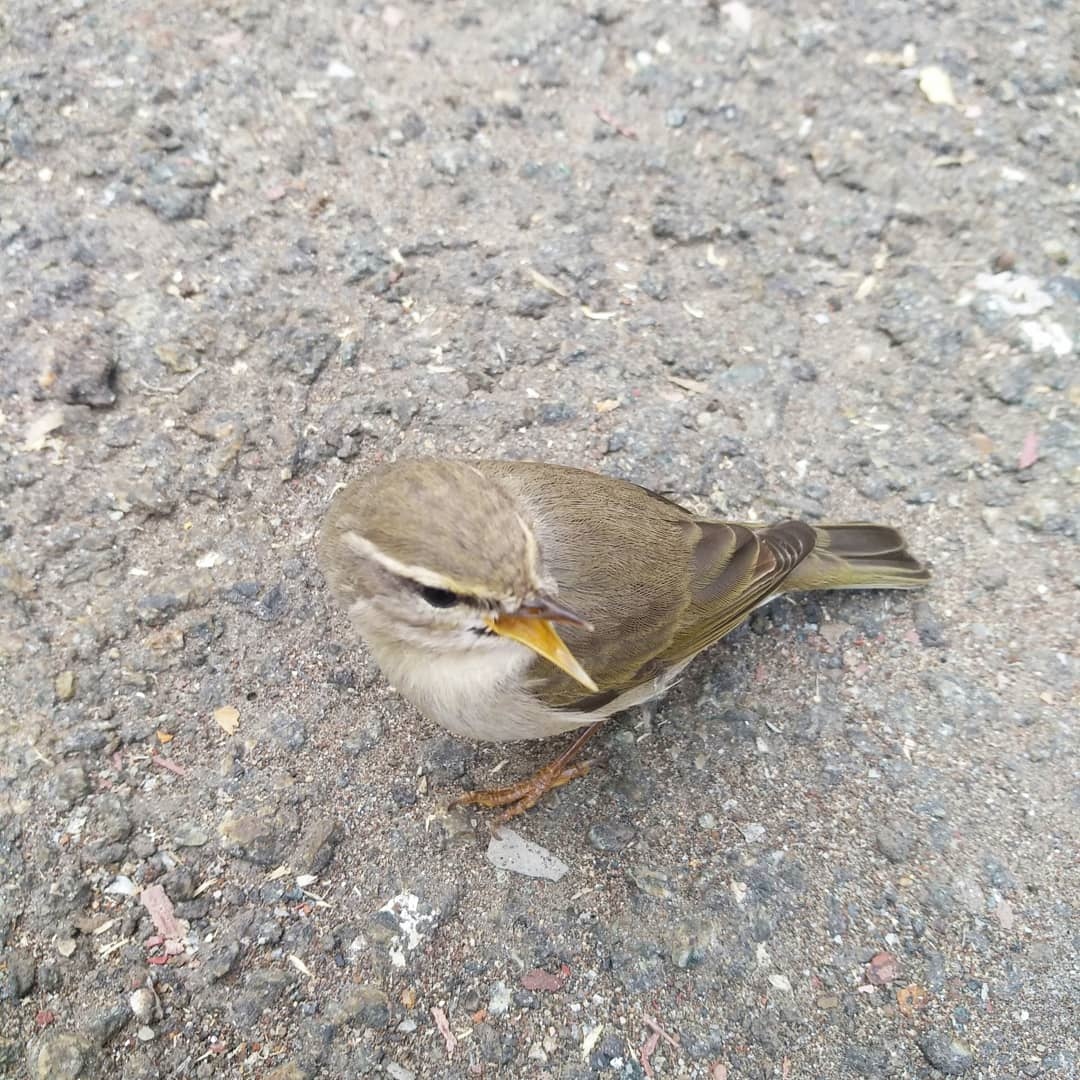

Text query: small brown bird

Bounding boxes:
[319,459,929,820]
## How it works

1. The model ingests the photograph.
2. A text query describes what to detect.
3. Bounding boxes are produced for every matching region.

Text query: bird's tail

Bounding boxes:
[783,523,930,593]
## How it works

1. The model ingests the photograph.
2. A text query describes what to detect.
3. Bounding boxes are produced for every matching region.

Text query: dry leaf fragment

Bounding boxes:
[896,983,929,1016]
[666,374,711,395]
[288,954,314,978]
[641,1030,660,1078]
[1017,431,1039,470]
[401,987,417,1009]
[995,898,1016,930]
[581,1024,603,1060]
[594,398,621,414]
[151,755,187,777]
[432,1006,457,1058]
[214,705,240,734]
[594,106,638,138]
[521,964,570,992]
[527,268,570,298]
[931,151,976,168]
[643,1015,679,1048]
[919,66,956,106]
[140,884,185,940]
[156,730,174,744]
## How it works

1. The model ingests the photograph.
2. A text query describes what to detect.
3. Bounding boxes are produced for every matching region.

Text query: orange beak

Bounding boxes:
[484,595,598,692]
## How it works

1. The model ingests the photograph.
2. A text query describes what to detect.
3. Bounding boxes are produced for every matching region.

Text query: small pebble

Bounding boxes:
[587,820,636,852]
[917,1031,975,1075]
[488,980,511,1016]
[129,988,155,1023]
[977,566,1008,591]
[875,824,914,864]
[55,671,76,701]
[104,875,138,896]
[173,824,210,848]
[1042,239,1068,265]
[627,866,675,900]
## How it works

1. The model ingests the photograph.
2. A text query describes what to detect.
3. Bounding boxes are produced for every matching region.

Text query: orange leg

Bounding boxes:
[450,720,606,823]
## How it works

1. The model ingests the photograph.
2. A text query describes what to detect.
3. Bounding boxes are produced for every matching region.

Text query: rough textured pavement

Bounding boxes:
[1,1,1078,1078]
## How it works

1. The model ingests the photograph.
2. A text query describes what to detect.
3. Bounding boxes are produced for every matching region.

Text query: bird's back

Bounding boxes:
[475,460,927,714]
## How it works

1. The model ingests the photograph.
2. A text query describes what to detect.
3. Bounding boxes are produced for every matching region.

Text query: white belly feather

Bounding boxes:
[350,597,688,743]
[363,633,690,743]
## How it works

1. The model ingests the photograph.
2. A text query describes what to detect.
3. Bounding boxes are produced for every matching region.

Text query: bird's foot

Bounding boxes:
[450,760,592,824]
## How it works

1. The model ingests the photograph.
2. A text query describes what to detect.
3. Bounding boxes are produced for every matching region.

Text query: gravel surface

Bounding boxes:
[1,1,1078,1078]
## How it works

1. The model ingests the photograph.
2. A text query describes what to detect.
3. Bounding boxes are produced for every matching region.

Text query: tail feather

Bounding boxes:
[783,523,930,592]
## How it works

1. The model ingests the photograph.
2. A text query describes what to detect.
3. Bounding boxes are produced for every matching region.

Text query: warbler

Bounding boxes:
[319,459,929,820]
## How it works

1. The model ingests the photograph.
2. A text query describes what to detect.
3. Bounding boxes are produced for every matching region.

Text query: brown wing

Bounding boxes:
[476,461,819,712]
[655,519,818,666]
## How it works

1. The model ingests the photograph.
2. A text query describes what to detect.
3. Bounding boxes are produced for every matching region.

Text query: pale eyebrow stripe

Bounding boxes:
[340,530,507,604]
[514,511,541,581]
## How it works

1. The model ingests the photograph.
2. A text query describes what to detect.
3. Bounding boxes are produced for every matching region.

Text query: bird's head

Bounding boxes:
[319,459,597,691]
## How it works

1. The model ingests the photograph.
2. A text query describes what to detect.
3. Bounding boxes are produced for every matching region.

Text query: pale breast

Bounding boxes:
[340,532,690,741]
[364,633,595,742]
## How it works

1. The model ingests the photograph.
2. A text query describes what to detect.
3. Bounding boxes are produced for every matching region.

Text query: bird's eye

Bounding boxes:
[419,585,459,608]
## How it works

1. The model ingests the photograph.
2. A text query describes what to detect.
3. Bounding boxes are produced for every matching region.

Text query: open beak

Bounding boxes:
[484,595,598,693]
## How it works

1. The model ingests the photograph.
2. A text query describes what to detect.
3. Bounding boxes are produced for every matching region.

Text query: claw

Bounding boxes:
[450,760,593,823]
[449,719,607,825]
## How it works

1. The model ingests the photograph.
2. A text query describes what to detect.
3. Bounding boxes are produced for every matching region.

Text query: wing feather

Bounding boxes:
[657,520,817,667]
